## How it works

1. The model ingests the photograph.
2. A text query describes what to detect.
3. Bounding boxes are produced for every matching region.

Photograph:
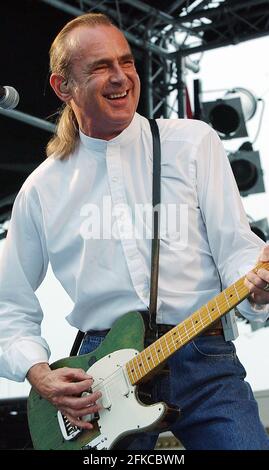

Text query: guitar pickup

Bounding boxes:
[57,411,82,441]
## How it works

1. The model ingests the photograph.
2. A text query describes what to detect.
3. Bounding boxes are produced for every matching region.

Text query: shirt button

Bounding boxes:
[112,176,118,182]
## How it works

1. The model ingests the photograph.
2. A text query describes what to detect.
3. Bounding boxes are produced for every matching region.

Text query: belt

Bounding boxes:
[157,319,223,337]
[86,320,223,338]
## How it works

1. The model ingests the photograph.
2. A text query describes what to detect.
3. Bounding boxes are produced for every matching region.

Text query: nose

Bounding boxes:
[109,63,128,86]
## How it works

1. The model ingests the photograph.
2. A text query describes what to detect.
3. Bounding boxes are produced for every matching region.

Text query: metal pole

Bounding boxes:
[175,53,185,118]
[174,0,267,23]
[41,0,83,16]
[0,108,56,133]
[144,50,153,118]
[123,0,200,36]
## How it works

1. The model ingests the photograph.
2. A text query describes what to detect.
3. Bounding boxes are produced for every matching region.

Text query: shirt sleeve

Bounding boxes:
[196,126,269,322]
[0,184,50,381]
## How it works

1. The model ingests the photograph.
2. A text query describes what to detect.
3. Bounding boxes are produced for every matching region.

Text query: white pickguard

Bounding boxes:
[83,348,166,449]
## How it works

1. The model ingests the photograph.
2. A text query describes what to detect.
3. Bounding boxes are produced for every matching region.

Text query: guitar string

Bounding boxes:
[86,281,249,395]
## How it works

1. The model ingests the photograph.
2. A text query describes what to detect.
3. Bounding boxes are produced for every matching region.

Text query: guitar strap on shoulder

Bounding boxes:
[147,119,161,336]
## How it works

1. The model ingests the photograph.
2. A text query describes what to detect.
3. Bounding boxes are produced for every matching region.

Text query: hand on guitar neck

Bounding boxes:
[244,246,269,306]
[27,362,102,430]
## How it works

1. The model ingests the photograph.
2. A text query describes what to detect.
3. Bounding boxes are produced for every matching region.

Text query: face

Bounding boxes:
[64,25,140,140]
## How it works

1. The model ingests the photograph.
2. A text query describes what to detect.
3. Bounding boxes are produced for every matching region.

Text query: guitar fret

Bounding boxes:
[134,356,141,379]
[138,353,147,375]
[126,363,135,383]
[175,327,183,346]
[150,345,159,367]
[153,343,161,364]
[215,298,222,316]
[163,334,170,355]
[190,317,197,335]
[205,304,214,323]
[233,283,241,300]
[170,330,177,350]
[223,289,231,309]
[132,357,140,381]
[183,322,190,340]
[158,339,166,359]
[198,310,206,327]
[158,338,167,359]
[129,360,138,383]
[145,347,154,367]
[141,350,150,373]
[192,315,200,331]
[155,339,166,360]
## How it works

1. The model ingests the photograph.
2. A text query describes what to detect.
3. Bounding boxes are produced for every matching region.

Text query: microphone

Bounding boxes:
[0,85,20,109]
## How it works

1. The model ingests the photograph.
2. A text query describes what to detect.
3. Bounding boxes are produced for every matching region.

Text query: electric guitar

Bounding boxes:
[27,261,268,450]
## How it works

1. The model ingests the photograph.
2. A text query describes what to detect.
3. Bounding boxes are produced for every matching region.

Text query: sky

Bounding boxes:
[0,34,269,399]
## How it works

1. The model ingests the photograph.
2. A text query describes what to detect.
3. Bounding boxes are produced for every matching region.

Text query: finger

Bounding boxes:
[61,403,102,419]
[245,272,265,290]
[245,280,269,305]
[60,411,94,431]
[249,291,269,305]
[61,378,94,396]
[60,390,102,409]
[257,268,269,284]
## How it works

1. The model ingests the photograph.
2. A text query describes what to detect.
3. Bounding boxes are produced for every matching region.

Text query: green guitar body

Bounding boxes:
[28,311,147,450]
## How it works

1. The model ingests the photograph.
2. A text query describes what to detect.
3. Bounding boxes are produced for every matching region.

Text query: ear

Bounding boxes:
[50,73,72,102]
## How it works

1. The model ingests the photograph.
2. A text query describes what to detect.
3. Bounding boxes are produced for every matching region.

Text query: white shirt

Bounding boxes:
[0,113,268,381]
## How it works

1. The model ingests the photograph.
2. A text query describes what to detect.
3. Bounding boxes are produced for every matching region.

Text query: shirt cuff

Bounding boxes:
[237,298,269,323]
[0,337,50,382]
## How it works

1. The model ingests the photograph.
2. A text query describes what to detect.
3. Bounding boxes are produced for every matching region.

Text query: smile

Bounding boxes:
[105,91,128,100]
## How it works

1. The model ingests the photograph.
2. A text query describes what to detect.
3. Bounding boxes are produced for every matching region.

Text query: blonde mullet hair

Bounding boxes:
[46,13,113,160]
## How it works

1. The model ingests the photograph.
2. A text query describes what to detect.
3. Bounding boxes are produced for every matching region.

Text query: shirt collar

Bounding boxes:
[79,112,141,152]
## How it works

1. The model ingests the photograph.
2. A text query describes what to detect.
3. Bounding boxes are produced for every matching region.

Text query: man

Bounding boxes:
[0,13,269,450]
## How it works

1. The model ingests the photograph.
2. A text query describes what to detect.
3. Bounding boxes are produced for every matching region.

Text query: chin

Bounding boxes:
[112,110,134,126]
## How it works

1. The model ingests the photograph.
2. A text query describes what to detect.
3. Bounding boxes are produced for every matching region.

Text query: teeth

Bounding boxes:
[107,91,127,99]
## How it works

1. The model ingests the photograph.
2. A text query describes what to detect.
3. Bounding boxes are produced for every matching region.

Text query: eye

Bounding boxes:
[122,60,134,67]
[92,64,108,72]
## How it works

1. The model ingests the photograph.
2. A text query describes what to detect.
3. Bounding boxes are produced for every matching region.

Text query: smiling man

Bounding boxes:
[50,23,140,141]
[1,13,269,451]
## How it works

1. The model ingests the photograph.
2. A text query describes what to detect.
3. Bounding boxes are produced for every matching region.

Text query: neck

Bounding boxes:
[78,115,133,141]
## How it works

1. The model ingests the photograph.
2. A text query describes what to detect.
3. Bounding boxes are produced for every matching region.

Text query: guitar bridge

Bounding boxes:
[57,411,82,441]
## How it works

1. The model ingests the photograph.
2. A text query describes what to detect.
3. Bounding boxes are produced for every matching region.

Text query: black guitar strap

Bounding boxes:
[147,119,161,337]
[70,119,161,356]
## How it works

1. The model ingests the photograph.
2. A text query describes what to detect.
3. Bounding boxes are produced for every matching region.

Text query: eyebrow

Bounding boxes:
[87,53,135,70]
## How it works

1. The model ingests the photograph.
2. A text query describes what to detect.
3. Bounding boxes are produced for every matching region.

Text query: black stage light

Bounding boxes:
[202,97,248,139]
[201,87,257,140]
[228,150,265,196]
[250,218,269,242]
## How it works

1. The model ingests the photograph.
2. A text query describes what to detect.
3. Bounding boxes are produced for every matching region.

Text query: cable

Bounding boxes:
[252,98,265,145]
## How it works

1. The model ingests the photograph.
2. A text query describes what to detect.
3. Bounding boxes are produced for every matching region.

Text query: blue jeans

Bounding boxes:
[80,333,269,450]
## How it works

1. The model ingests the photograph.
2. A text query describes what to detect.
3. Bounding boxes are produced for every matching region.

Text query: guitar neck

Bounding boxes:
[126,261,268,385]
